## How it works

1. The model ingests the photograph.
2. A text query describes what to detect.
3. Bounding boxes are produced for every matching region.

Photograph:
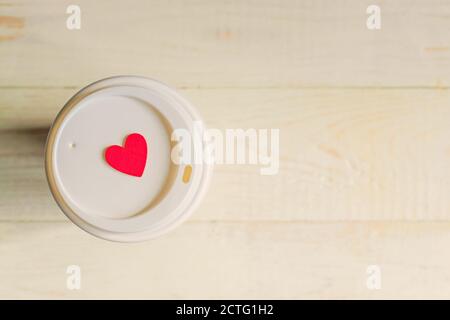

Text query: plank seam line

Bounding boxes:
[1,86,450,90]
[0,220,449,224]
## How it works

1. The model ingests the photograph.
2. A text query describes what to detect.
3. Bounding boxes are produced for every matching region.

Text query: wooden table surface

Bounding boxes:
[1,0,450,299]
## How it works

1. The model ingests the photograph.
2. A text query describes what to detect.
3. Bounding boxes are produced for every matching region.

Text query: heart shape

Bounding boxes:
[105,133,147,177]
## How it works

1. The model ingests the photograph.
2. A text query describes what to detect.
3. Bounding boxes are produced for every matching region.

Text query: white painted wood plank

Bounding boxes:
[0,0,449,88]
[1,221,450,299]
[2,88,450,221]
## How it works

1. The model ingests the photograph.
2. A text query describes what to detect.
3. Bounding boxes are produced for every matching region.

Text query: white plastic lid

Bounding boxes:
[45,76,212,242]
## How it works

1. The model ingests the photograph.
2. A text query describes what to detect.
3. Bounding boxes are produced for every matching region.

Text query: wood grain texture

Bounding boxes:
[2,88,450,222]
[0,0,449,88]
[2,221,450,299]
[2,0,450,299]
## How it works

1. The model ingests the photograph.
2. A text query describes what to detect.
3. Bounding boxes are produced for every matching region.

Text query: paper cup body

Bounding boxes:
[45,76,212,242]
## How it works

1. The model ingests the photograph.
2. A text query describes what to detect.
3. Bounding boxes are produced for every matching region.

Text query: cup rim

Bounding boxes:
[45,76,213,242]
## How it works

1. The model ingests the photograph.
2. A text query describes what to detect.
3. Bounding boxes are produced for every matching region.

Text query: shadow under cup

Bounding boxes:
[45,76,212,242]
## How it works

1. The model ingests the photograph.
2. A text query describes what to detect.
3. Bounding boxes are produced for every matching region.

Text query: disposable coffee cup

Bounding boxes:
[45,76,212,242]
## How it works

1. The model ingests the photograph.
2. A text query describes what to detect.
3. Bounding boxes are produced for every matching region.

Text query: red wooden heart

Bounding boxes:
[105,133,147,177]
